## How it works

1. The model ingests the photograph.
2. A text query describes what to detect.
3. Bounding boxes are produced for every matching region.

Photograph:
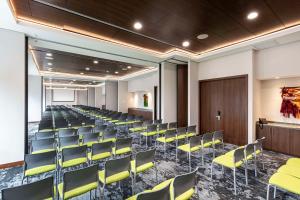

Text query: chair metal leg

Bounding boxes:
[164,143,166,158]
[261,152,265,170]
[189,152,191,172]
[210,162,213,179]
[155,165,158,184]
[175,140,178,162]
[221,165,224,174]
[254,155,258,177]
[233,168,237,195]
[146,136,148,148]
[273,186,277,199]
[201,148,204,165]
[213,145,216,158]
[266,184,270,200]
[245,162,248,186]
[90,190,92,199]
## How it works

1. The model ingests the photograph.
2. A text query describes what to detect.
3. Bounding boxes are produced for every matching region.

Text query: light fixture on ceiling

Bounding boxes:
[45,57,53,60]
[73,79,76,81]
[122,68,127,71]
[247,11,259,20]
[127,66,132,69]
[85,67,90,71]
[133,22,143,30]
[46,53,52,57]
[197,34,209,40]
[93,60,98,64]
[93,80,96,83]
[275,76,280,79]
[47,62,53,66]
[106,70,110,73]
[115,71,119,74]
[80,72,84,75]
[182,41,190,47]
[89,83,92,85]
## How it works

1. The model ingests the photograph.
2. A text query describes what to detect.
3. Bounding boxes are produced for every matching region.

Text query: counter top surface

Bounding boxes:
[262,122,300,129]
[129,107,153,111]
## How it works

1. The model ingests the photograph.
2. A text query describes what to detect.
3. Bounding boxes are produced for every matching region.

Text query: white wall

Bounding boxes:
[88,88,95,107]
[45,89,77,106]
[118,81,130,113]
[0,29,25,164]
[77,90,87,105]
[105,81,118,111]
[28,75,41,122]
[161,62,177,123]
[260,77,300,124]
[188,60,199,128]
[95,86,105,108]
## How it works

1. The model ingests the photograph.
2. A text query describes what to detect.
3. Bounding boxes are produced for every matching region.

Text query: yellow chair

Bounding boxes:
[287,157,300,167]
[156,129,177,158]
[88,141,113,164]
[112,137,132,157]
[141,124,158,148]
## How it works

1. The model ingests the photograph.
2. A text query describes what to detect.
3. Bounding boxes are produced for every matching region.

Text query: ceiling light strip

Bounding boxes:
[44,82,102,87]
[46,87,88,90]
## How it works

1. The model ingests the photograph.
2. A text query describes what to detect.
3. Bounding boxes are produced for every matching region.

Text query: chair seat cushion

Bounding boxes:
[202,141,213,148]
[213,155,243,168]
[141,131,158,137]
[59,158,87,168]
[25,164,56,176]
[156,137,176,143]
[58,182,98,199]
[126,190,152,200]
[88,152,111,161]
[177,144,201,153]
[186,132,196,138]
[176,135,186,140]
[32,149,55,154]
[175,188,195,200]
[98,170,130,184]
[152,179,173,191]
[112,147,132,155]
[129,127,146,132]
[158,130,167,134]
[131,160,154,173]
[269,172,300,195]
[212,139,222,145]
[277,164,300,178]
[101,138,116,143]
[287,158,300,167]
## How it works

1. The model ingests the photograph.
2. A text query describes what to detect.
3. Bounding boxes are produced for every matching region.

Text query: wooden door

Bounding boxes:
[177,65,188,127]
[199,76,248,145]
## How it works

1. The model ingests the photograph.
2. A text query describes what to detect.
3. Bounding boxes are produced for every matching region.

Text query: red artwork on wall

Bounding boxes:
[280,87,300,118]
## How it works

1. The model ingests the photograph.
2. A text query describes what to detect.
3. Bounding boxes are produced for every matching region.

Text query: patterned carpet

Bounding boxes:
[0,123,297,200]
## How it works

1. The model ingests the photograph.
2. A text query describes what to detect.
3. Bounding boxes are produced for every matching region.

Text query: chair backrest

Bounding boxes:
[63,165,98,194]
[35,131,55,140]
[135,115,143,122]
[202,132,213,144]
[172,168,197,199]
[213,130,223,141]
[82,133,99,144]
[143,120,153,126]
[169,122,177,129]
[153,119,162,125]
[136,149,156,168]
[165,129,177,139]
[61,145,87,162]
[77,127,93,135]
[255,137,265,152]
[104,155,131,177]
[91,141,113,155]
[233,148,245,164]
[1,177,54,200]
[187,125,196,133]
[24,151,56,171]
[133,122,143,128]
[93,125,107,133]
[245,143,255,157]
[58,128,76,137]
[177,127,186,136]
[137,183,170,200]
[59,135,79,148]
[31,138,55,153]
[158,123,168,131]
[115,137,132,150]
[147,124,157,132]
[102,129,117,140]
[127,115,135,121]
[190,136,202,148]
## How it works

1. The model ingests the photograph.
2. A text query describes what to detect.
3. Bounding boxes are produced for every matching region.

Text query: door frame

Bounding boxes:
[198,74,248,144]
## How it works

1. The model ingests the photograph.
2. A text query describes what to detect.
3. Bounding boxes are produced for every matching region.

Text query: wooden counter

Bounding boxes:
[128,108,153,120]
[256,122,300,156]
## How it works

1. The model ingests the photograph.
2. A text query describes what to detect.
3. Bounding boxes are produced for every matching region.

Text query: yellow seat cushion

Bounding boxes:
[98,170,130,184]
[186,132,196,138]
[131,160,154,173]
[212,139,221,145]
[59,158,87,168]
[156,137,176,143]
[58,182,98,199]
[202,142,213,148]
[174,188,195,200]
[278,164,300,178]
[177,135,186,140]
[177,144,201,153]
[88,152,111,161]
[152,179,173,191]
[84,141,98,147]
[287,158,300,167]
[58,144,79,152]
[269,172,300,195]
[126,190,152,200]
[129,127,146,132]
[112,147,132,155]
[141,131,158,137]
[32,149,55,154]
[101,138,116,143]
[25,164,56,177]
[158,130,167,134]
[213,154,243,168]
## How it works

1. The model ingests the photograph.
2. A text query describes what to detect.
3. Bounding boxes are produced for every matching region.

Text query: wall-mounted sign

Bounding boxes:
[280,87,300,118]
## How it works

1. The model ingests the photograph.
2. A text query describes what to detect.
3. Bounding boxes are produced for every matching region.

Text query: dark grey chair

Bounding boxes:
[168,122,177,130]
[101,129,117,143]
[22,151,57,184]
[77,126,93,137]
[58,165,98,200]
[158,123,168,134]
[156,129,177,158]
[82,133,99,147]
[186,125,197,138]
[201,132,214,165]
[136,183,170,200]
[244,143,256,181]
[114,137,133,157]
[2,177,54,200]
[58,135,80,151]
[31,138,56,154]
[35,131,55,140]
[212,130,224,157]
[58,128,76,138]
[141,124,158,148]
[153,119,162,125]
[93,125,107,136]
[89,141,113,164]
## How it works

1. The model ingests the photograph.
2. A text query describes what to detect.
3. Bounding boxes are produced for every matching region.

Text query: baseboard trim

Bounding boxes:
[0,161,23,169]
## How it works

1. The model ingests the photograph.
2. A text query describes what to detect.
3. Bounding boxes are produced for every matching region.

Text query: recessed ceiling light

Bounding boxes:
[85,67,90,71]
[197,34,209,40]
[73,79,76,81]
[47,62,52,66]
[133,22,143,30]
[115,71,119,74]
[45,57,53,60]
[122,68,127,71]
[127,66,132,69]
[80,72,84,75]
[46,53,52,57]
[106,70,110,73]
[93,81,96,83]
[182,41,190,47]
[275,76,280,79]
[89,83,92,85]
[247,11,259,20]
[93,60,98,64]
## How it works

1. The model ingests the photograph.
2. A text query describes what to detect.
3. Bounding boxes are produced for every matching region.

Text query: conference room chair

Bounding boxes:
[153,119,162,125]
[58,128,76,138]
[113,137,133,157]
[38,121,54,132]
[211,148,246,195]
[131,149,157,192]
[58,165,98,200]
[98,155,132,198]
[54,120,69,130]
[157,123,168,135]
[186,125,197,138]
[156,129,177,158]
[89,141,113,165]
[101,129,117,143]
[82,133,99,147]
[129,122,145,133]
[35,131,55,140]
[254,137,265,170]
[58,145,88,182]
[57,135,80,151]
[176,127,187,141]
[200,132,214,165]
[131,184,170,200]
[93,124,107,136]
[22,151,57,184]
[177,136,202,171]
[244,143,256,182]
[140,124,158,148]
[212,130,224,158]
[77,126,93,139]
[1,177,54,200]
[134,115,144,122]
[31,138,56,154]
[168,122,177,130]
